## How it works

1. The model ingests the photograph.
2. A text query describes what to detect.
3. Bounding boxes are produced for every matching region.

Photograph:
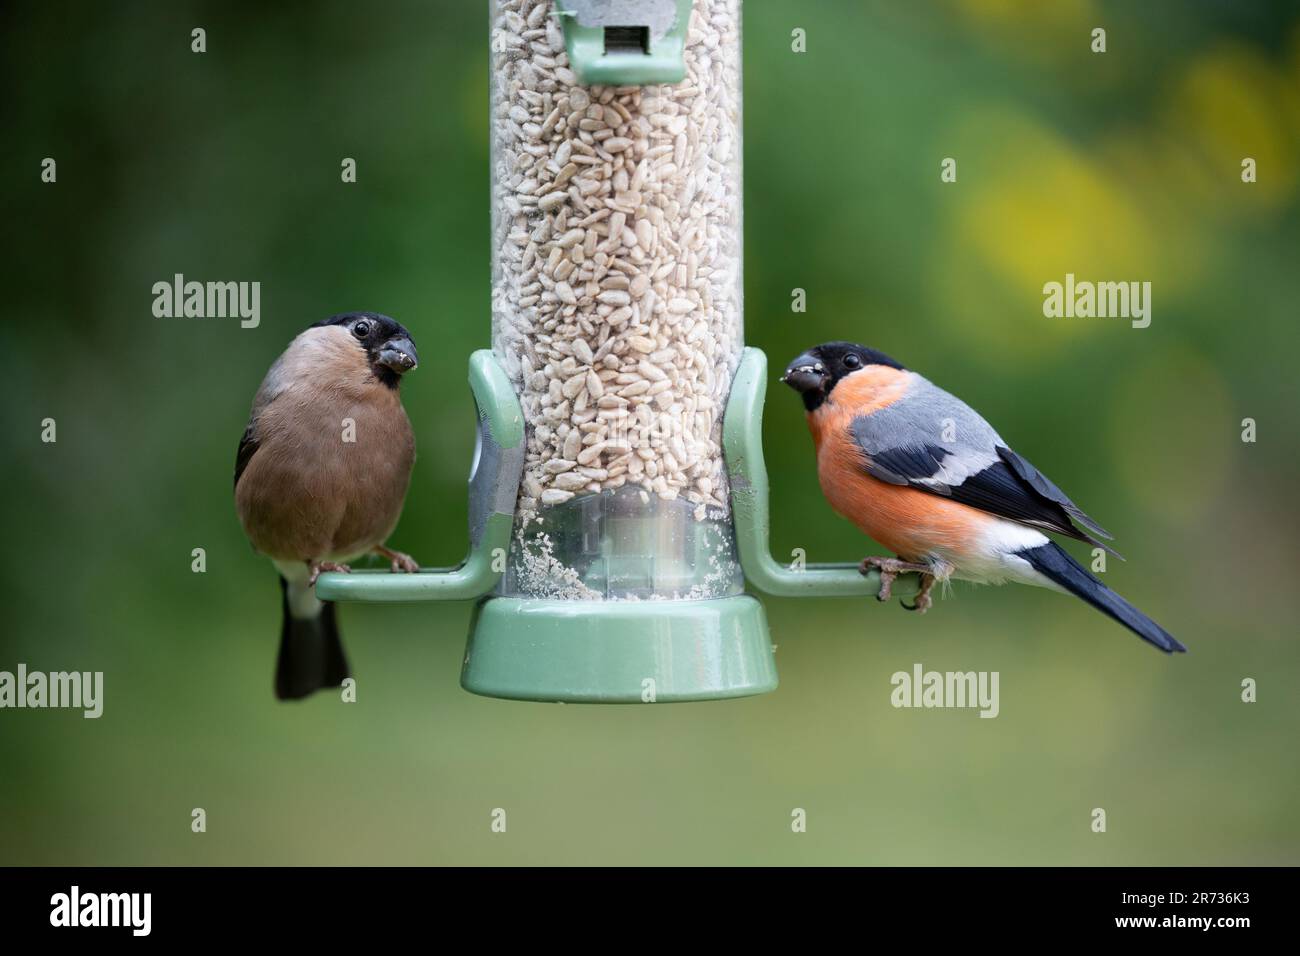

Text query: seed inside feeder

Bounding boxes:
[490,0,743,600]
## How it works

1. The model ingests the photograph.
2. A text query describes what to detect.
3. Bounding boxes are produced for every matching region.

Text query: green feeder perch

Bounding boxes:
[316,0,915,703]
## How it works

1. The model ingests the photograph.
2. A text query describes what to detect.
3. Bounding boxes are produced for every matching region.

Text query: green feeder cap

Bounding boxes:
[555,0,693,86]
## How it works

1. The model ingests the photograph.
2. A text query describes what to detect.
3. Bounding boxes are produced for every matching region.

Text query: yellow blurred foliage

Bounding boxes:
[959,114,1155,285]
[934,108,1164,359]
[1162,44,1300,213]
[933,36,1300,359]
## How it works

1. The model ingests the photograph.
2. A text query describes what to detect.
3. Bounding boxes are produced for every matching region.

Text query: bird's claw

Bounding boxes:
[389,553,419,574]
[859,557,931,606]
[307,561,352,588]
[374,545,419,574]
[901,573,936,613]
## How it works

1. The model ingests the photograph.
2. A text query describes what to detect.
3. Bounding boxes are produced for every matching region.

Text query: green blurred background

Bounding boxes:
[2,0,1297,865]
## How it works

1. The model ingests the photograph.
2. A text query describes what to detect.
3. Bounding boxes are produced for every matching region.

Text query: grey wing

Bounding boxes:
[234,356,289,490]
[850,375,1118,553]
[852,377,1004,492]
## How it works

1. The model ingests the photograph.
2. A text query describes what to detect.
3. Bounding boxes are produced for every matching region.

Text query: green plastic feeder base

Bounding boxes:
[462,595,775,703]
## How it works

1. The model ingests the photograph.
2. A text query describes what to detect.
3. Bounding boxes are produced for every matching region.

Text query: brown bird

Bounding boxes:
[235,313,421,699]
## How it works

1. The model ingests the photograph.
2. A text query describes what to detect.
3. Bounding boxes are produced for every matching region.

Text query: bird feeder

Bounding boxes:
[316,0,914,702]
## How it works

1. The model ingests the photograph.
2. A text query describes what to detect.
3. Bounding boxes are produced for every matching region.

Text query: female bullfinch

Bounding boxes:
[783,341,1184,654]
[235,313,421,699]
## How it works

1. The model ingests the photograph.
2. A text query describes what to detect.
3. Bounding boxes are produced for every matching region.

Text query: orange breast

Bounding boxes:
[807,369,992,562]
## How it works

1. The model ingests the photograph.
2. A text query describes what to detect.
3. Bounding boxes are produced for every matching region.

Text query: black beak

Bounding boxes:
[781,352,828,393]
[378,336,419,374]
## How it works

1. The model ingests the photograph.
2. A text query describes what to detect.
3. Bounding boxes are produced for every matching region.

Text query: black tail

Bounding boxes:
[1018,542,1186,653]
[276,577,350,700]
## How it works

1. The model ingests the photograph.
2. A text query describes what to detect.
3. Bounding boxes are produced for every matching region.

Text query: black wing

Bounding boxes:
[950,451,1117,556]
[995,446,1113,542]
[234,424,259,490]
[850,415,1117,555]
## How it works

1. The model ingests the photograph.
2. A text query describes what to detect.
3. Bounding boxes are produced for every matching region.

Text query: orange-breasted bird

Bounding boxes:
[782,341,1185,653]
[235,312,421,699]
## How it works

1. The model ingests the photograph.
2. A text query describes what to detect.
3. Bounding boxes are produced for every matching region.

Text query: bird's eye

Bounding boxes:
[843,354,862,369]
[353,321,371,339]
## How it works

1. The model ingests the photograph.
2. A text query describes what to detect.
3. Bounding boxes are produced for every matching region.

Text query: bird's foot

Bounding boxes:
[307,561,352,588]
[859,556,930,603]
[374,545,419,574]
[901,573,936,613]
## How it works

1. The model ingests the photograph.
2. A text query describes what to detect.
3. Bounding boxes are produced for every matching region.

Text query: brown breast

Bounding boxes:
[236,326,416,563]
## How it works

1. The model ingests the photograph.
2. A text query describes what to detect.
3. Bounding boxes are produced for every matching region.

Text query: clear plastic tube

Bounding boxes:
[490,0,743,600]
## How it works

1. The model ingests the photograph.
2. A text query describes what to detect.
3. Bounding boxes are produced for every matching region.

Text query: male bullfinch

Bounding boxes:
[235,312,421,699]
[783,341,1185,654]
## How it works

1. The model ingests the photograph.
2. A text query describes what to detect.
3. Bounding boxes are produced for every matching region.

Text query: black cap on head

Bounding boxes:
[781,341,904,411]
[314,312,419,388]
